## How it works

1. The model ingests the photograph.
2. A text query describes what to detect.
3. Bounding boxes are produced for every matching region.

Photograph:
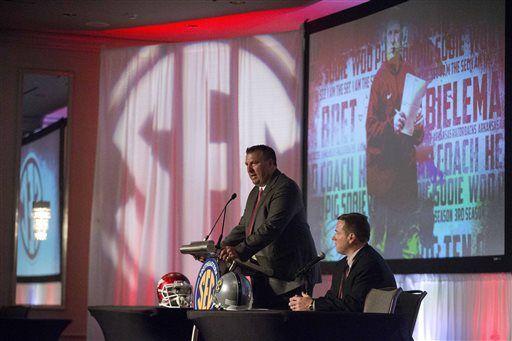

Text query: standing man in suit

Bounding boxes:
[289,212,396,312]
[219,145,321,309]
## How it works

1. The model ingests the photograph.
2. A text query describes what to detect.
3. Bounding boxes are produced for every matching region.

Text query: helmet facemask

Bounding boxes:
[157,273,193,308]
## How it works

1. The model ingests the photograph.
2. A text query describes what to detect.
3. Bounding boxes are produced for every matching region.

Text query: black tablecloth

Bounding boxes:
[188,309,406,341]
[88,306,195,341]
[0,317,70,341]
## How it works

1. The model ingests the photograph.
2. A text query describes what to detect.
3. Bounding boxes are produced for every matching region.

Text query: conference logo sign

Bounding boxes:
[99,39,300,290]
[18,154,43,260]
[215,277,223,292]
[194,258,220,310]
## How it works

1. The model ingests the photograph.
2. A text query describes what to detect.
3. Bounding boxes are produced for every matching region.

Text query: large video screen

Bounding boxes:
[306,0,506,266]
[17,121,64,279]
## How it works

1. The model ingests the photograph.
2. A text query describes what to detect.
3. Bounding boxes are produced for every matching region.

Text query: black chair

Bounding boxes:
[364,287,403,314]
[395,290,427,341]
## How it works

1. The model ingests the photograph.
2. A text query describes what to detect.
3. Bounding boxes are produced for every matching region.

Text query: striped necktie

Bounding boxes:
[337,265,349,299]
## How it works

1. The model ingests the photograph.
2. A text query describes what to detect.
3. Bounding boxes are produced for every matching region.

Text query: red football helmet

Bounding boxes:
[156,272,192,308]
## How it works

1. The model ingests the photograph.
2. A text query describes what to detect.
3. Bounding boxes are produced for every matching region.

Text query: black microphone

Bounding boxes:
[204,193,237,242]
[294,252,325,279]
[215,193,237,249]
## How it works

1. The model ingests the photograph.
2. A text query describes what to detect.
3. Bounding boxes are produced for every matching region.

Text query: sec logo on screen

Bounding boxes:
[18,155,43,260]
[194,258,220,310]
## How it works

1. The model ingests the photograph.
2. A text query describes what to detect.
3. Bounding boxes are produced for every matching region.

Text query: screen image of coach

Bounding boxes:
[157,272,193,308]
[307,0,505,261]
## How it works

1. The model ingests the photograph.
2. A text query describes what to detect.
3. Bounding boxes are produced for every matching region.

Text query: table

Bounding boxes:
[0,317,70,341]
[188,309,406,341]
[89,306,195,341]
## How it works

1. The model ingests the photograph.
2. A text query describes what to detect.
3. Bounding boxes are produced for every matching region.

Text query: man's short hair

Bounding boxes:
[337,212,370,243]
[246,145,277,165]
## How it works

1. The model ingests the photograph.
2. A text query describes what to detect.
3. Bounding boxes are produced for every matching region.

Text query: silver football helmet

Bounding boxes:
[213,272,253,311]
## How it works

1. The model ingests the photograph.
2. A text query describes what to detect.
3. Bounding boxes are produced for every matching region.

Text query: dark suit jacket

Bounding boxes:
[314,244,396,312]
[222,169,321,294]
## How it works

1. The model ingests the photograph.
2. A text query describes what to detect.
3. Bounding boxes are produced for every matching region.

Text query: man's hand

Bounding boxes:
[393,109,406,133]
[219,246,239,262]
[412,109,425,143]
[414,111,424,132]
[414,109,423,124]
[289,292,313,311]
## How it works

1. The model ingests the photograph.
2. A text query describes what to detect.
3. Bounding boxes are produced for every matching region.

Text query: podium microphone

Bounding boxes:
[204,193,237,242]
[216,193,237,249]
[294,252,325,279]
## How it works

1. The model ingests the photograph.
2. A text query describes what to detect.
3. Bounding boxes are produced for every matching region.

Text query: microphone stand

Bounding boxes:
[204,206,226,242]
[204,193,237,243]
[294,252,325,279]
[216,204,229,249]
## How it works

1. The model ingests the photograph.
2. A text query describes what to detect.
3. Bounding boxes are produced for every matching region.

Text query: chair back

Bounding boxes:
[363,287,403,314]
[395,290,427,340]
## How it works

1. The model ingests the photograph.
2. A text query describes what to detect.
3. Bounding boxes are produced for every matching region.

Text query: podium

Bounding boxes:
[181,240,278,311]
[179,240,273,277]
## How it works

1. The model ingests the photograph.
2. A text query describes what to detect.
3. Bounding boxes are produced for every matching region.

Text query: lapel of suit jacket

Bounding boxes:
[337,258,349,295]
[252,169,282,218]
[346,244,369,282]
[246,186,260,216]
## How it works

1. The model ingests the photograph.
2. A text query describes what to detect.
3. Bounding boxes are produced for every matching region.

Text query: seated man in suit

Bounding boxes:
[289,212,396,311]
